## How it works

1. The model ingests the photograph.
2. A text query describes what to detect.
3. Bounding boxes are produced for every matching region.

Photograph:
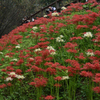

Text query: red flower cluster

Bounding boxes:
[80,71,93,77]
[44,95,55,100]
[29,77,48,87]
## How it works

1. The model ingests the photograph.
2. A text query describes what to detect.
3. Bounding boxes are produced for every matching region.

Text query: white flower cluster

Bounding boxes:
[43,15,48,18]
[5,55,10,58]
[6,77,13,81]
[61,6,66,10]
[32,26,38,30]
[15,44,20,49]
[0,52,3,54]
[46,46,56,55]
[56,35,65,42]
[86,52,94,56]
[61,76,69,80]
[52,12,59,16]
[29,57,34,60]
[5,72,25,81]
[83,32,93,38]
[11,58,18,61]
[34,48,41,52]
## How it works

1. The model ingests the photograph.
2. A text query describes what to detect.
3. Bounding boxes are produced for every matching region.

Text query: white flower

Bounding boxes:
[16,75,25,79]
[0,52,3,54]
[34,48,41,52]
[83,32,93,38]
[61,6,66,10]
[46,46,56,55]
[12,58,18,61]
[15,44,20,48]
[56,36,64,42]
[9,72,16,76]
[32,26,38,30]
[29,58,34,60]
[60,35,64,38]
[5,55,10,58]
[65,70,68,73]
[43,15,48,18]
[52,12,59,16]
[46,46,55,51]
[61,76,69,80]
[86,52,94,56]
[5,77,13,81]
[50,51,56,55]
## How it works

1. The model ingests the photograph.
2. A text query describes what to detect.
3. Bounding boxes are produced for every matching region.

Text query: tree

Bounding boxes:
[0,0,36,38]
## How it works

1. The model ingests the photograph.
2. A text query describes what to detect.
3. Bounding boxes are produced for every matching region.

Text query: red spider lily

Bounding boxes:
[39,38,45,41]
[38,41,50,48]
[1,69,6,72]
[86,49,94,52]
[89,56,99,61]
[16,59,24,66]
[94,50,100,56]
[27,58,34,63]
[82,63,95,70]
[5,52,15,57]
[25,63,32,67]
[54,76,62,81]
[70,12,99,25]
[49,25,54,33]
[40,25,47,33]
[54,83,62,87]
[93,73,100,83]
[44,62,53,67]
[29,77,48,87]
[45,57,53,61]
[40,49,50,59]
[46,67,56,75]
[77,53,86,60]
[57,66,67,71]
[51,62,60,68]
[34,56,42,65]
[64,42,78,49]
[91,26,98,30]
[16,69,22,74]
[86,62,100,71]
[50,37,55,40]
[70,36,83,41]
[80,71,93,77]
[95,73,100,77]
[93,77,100,83]
[10,62,15,65]
[66,66,77,76]
[7,83,12,86]
[92,60,99,64]
[56,23,66,28]
[31,65,43,72]
[6,66,15,71]
[26,69,32,72]
[76,25,88,29]
[94,63,100,70]
[93,87,100,93]
[67,49,77,53]
[44,95,55,100]
[0,84,6,89]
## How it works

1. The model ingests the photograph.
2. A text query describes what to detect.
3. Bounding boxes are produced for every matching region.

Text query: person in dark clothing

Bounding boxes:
[46,6,56,14]
[22,16,29,23]
[49,6,56,12]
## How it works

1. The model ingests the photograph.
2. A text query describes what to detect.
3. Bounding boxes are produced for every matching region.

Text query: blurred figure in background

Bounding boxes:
[46,6,56,14]
[22,16,30,23]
